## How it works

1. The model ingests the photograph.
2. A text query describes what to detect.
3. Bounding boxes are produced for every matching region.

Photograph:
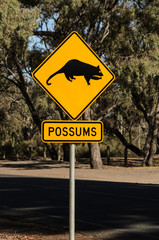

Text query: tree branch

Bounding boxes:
[100,21,109,43]
[33,31,62,39]
[131,91,149,123]
[12,54,26,87]
[1,74,20,88]
[105,121,144,156]
[100,0,118,13]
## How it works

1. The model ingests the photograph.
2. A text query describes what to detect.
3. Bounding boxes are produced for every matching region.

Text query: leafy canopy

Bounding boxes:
[0,0,40,48]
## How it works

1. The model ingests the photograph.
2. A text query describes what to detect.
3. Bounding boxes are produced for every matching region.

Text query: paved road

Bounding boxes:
[0,174,159,239]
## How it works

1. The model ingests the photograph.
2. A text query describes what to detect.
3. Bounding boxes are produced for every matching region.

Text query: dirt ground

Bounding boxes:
[0,158,159,239]
[0,158,159,184]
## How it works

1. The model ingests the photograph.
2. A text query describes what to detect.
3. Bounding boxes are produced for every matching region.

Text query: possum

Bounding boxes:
[46,59,103,85]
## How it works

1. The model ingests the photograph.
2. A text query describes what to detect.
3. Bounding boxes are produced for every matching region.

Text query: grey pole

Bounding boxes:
[69,143,75,240]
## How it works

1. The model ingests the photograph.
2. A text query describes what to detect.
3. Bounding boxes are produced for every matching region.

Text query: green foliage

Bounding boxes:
[100,136,125,157]
[76,144,90,158]
[0,0,158,163]
[0,0,40,48]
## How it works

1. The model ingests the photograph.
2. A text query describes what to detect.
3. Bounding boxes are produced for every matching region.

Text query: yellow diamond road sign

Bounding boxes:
[32,31,115,120]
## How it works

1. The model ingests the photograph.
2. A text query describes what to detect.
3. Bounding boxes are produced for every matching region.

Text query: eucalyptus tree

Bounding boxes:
[0,83,24,158]
[102,0,159,166]
[34,0,158,166]
[0,0,57,159]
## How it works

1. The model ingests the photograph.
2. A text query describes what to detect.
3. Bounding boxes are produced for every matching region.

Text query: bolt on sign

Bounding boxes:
[41,120,103,143]
[32,31,115,121]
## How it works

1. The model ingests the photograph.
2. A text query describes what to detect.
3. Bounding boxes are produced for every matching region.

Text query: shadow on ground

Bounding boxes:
[0,176,159,239]
[0,158,145,170]
[0,159,69,170]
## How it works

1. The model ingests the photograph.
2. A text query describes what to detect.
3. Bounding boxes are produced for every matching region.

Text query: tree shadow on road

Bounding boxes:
[0,176,159,239]
[0,159,70,170]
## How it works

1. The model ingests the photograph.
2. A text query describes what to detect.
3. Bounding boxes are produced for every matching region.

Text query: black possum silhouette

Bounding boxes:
[46,59,103,85]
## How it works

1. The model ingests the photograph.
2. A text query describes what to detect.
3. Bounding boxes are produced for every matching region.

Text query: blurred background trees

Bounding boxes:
[0,0,158,167]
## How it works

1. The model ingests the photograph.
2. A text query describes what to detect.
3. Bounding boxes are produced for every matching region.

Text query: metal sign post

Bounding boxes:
[69,143,75,240]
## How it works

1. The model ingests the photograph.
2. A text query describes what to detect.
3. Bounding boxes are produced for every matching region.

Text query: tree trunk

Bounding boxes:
[63,143,70,162]
[143,133,151,166]
[143,116,158,166]
[58,144,63,161]
[2,145,6,160]
[16,152,19,161]
[84,108,103,169]
[144,134,158,166]
[88,142,103,169]
[43,145,47,160]
[84,28,103,169]
[29,146,32,160]
[124,147,128,167]
[106,146,110,165]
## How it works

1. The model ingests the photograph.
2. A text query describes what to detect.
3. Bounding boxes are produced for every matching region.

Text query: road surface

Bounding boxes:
[0,174,159,239]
